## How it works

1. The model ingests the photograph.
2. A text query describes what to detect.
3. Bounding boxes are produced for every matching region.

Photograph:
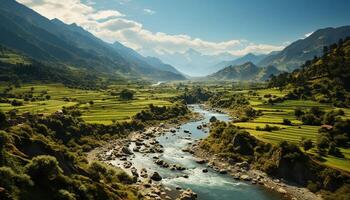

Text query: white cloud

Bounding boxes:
[89,10,124,20]
[17,0,285,57]
[230,44,284,56]
[143,8,155,15]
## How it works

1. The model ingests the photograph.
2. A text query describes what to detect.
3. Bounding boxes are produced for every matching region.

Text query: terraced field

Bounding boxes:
[232,88,350,172]
[0,84,177,124]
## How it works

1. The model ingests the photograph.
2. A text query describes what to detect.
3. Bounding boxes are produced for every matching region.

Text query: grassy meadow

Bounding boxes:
[0,84,178,124]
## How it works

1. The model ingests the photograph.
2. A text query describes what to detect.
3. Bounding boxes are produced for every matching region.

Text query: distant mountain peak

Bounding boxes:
[207,61,281,81]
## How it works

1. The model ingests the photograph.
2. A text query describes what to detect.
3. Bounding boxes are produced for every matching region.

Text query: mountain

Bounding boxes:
[208,53,267,74]
[153,48,236,76]
[0,0,185,81]
[207,62,281,81]
[258,26,350,71]
[109,42,182,75]
[0,45,105,88]
[143,56,182,75]
[268,36,350,106]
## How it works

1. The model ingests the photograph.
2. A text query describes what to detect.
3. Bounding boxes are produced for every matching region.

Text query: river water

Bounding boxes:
[112,104,281,200]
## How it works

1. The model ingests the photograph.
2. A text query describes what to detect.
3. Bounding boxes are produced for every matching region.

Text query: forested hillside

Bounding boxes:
[269,37,350,107]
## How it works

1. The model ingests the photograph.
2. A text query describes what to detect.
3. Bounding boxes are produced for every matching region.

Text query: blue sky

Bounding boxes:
[19,0,350,57]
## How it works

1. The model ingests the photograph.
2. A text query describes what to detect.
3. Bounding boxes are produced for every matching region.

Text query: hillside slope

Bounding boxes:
[259,26,350,71]
[268,37,350,106]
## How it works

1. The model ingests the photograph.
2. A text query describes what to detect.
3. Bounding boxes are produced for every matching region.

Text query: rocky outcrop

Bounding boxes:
[176,189,197,200]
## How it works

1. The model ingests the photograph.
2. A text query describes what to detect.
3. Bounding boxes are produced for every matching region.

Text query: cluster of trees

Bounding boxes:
[268,37,350,107]
[1,86,51,104]
[209,93,249,108]
[295,107,327,125]
[119,89,134,100]
[256,124,280,132]
[176,87,213,104]
[133,103,189,122]
[294,107,349,157]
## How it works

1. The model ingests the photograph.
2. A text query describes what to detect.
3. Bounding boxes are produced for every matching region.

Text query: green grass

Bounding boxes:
[0,51,31,65]
[80,99,171,124]
[0,84,178,124]
[232,88,350,173]
[0,100,77,115]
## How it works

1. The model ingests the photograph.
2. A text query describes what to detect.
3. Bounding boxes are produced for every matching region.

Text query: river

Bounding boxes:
[111,104,281,200]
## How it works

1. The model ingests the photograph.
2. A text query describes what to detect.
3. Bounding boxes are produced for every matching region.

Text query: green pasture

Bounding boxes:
[0,84,177,124]
[232,88,350,172]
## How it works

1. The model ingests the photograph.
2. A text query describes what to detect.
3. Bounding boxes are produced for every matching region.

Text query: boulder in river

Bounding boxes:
[140,168,148,178]
[195,159,207,164]
[150,172,162,181]
[277,187,287,194]
[131,167,138,177]
[123,161,132,168]
[133,146,140,152]
[240,174,252,181]
[120,146,133,155]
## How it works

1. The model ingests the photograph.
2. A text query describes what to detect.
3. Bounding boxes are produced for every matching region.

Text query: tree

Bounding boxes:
[295,108,304,118]
[119,89,134,100]
[316,136,330,153]
[300,138,313,151]
[0,111,7,129]
[0,130,10,149]
[282,118,292,125]
[25,155,62,182]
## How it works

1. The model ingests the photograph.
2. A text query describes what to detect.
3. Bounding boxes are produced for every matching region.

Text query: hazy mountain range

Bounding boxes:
[154,48,236,76]
[208,53,268,74]
[207,62,281,81]
[0,0,185,81]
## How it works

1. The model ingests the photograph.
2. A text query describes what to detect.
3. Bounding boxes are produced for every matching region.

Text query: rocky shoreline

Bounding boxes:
[188,139,323,200]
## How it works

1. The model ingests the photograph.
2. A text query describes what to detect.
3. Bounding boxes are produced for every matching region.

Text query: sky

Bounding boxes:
[17,0,350,57]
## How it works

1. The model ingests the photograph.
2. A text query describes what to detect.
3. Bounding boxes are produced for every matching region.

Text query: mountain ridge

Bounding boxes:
[207,62,281,81]
[258,25,350,71]
[0,0,186,81]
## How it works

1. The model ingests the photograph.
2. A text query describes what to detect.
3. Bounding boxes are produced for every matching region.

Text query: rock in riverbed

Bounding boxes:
[195,159,207,164]
[140,168,148,178]
[177,189,197,200]
[150,172,162,181]
[123,161,132,168]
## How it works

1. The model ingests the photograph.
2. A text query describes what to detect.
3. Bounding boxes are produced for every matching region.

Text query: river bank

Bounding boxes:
[189,143,323,200]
